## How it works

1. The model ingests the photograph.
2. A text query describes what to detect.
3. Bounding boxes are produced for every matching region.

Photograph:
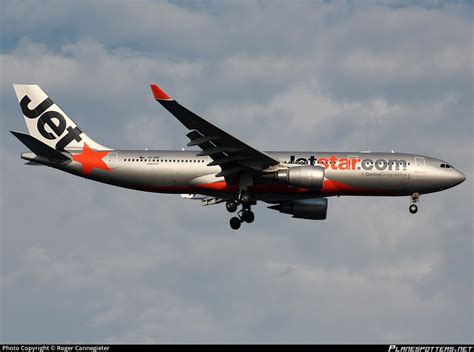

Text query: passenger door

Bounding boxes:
[106,152,118,169]
[415,157,426,173]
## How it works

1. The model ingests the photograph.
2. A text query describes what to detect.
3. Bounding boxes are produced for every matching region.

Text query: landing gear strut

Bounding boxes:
[228,192,255,230]
[409,193,419,214]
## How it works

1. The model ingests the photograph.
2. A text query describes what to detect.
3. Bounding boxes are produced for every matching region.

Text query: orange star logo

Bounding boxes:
[72,143,111,175]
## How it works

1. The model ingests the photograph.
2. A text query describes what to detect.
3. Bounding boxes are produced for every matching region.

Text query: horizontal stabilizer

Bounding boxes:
[25,161,43,166]
[10,131,71,162]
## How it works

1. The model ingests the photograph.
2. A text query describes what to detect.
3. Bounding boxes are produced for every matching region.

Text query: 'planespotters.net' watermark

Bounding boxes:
[389,346,473,352]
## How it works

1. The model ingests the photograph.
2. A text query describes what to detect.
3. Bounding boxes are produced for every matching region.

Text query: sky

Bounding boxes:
[0,0,472,344]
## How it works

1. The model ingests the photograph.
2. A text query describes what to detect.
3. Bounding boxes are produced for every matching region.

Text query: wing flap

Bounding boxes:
[181,193,226,206]
[185,130,226,159]
[186,135,223,147]
[215,166,248,178]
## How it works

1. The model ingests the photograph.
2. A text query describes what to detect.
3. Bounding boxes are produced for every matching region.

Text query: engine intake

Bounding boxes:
[269,198,328,220]
[274,165,324,189]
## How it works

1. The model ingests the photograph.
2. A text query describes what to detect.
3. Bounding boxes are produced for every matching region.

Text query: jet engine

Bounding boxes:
[273,165,325,189]
[268,198,328,220]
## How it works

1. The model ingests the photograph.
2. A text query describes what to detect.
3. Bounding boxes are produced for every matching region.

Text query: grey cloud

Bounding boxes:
[1,0,472,344]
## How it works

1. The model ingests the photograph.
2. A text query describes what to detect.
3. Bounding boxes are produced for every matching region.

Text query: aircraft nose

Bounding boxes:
[452,170,466,186]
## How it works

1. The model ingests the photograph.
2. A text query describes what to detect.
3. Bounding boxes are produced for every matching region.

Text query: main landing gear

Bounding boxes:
[226,200,238,213]
[227,191,255,230]
[409,192,419,214]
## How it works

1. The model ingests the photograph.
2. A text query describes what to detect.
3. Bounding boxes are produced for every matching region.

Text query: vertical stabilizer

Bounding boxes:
[13,84,110,151]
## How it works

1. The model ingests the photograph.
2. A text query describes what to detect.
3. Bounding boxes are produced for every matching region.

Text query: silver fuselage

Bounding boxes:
[22,150,466,202]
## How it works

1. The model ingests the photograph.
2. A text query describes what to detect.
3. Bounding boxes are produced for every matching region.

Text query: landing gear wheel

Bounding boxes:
[409,204,418,214]
[242,210,255,223]
[240,192,251,205]
[226,200,238,213]
[230,217,241,230]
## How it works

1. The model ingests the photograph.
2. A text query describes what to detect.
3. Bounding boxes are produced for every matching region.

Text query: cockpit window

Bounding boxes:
[440,163,454,169]
[440,164,446,168]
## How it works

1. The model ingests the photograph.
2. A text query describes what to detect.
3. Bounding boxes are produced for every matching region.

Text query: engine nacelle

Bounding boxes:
[274,165,324,189]
[269,198,328,220]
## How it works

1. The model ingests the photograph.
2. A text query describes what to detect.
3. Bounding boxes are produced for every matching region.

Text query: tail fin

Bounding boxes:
[13,84,110,151]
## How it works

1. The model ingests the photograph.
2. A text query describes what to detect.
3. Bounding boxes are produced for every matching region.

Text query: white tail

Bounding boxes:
[13,84,109,151]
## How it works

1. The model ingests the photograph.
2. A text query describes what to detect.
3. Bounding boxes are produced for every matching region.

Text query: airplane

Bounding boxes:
[11,84,466,230]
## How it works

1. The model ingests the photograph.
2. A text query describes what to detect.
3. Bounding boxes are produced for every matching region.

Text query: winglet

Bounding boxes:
[150,84,172,101]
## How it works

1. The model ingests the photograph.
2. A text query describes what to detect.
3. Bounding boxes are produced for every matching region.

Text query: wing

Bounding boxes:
[150,84,280,182]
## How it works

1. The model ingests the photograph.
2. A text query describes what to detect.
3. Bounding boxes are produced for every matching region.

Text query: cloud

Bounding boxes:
[1,0,472,344]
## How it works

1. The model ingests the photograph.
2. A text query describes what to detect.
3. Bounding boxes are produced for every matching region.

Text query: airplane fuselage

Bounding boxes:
[22,150,465,202]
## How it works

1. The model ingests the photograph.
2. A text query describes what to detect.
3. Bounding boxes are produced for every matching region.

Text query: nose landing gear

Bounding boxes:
[409,193,419,214]
[409,204,418,214]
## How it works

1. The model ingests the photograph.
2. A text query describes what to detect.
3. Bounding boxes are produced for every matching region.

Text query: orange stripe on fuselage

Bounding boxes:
[137,180,395,196]
[196,180,394,196]
[195,180,356,194]
[322,179,355,193]
[195,181,237,191]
